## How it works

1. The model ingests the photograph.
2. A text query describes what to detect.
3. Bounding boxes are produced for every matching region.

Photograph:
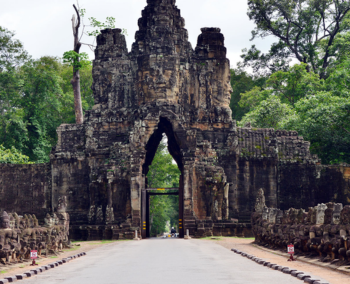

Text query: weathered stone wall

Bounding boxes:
[278,164,350,210]
[0,164,51,219]
[0,0,349,240]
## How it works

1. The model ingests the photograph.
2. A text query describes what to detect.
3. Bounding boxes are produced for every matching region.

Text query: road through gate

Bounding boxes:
[141,180,184,239]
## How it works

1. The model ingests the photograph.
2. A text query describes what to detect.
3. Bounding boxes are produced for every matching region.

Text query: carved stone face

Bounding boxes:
[340,205,350,225]
[324,203,334,225]
[316,203,327,225]
[1,211,10,229]
[57,196,67,213]
[276,210,283,224]
[332,203,343,225]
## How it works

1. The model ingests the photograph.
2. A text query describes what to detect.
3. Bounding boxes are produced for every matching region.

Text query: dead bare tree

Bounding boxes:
[65,1,121,124]
[71,4,84,124]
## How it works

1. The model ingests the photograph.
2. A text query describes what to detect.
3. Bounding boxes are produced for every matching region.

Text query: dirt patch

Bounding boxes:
[0,240,129,279]
[201,237,350,284]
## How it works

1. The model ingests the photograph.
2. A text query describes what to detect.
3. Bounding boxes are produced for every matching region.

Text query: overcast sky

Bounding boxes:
[0,0,275,68]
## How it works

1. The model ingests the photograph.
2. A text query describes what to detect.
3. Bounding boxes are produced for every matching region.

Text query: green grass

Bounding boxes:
[63,247,79,252]
[0,270,6,274]
[50,256,58,259]
[100,240,119,244]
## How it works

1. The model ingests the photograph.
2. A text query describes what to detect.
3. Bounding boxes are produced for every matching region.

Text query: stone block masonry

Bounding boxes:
[0,0,349,240]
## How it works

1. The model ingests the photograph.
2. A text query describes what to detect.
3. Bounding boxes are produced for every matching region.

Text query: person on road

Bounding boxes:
[171,227,176,237]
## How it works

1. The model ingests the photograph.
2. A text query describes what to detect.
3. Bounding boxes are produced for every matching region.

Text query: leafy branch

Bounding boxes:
[63,51,91,72]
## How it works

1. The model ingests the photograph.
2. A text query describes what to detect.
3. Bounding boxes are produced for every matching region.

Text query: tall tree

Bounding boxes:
[241,0,350,78]
[281,91,350,164]
[0,26,29,72]
[70,3,84,124]
[230,68,267,120]
[63,2,118,124]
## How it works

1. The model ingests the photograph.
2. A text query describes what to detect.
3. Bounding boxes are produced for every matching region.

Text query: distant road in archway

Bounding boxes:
[24,239,304,284]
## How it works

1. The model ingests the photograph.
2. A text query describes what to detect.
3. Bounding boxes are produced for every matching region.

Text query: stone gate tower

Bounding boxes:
[49,0,350,239]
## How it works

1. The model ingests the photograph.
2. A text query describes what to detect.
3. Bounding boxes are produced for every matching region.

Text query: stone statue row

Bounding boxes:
[87,205,115,225]
[0,198,70,265]
[252,190,350,266]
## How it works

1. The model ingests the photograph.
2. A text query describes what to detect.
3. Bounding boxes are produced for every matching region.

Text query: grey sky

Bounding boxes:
[0,0,275,68]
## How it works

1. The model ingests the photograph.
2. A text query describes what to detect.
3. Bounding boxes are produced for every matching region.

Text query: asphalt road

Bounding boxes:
[23,239,306,284]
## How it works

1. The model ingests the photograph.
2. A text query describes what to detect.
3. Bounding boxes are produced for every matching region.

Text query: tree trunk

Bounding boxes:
[72,4,84,124]
[71,69,83,124]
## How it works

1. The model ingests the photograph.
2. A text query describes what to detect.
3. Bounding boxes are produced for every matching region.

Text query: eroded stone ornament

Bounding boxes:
[52,213,59,226]
[44,213,53,227]
[105,205,115,224]
[88,205,96,224]
[276,210,283,224]
[57,196,67,213]
[269,208,277,224]
[96,206,104,224]
[262,207,269,220]
[340,205,350,225]
[1,211,10,229]
[316,203,327,225]
[255,188,266,214]
[332,203,343,225]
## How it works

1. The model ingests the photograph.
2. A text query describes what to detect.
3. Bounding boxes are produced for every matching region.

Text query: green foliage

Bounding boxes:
[147,138,181,237]
[239,96,295,129]
[242,0,350,78]
[59,63,94,123]
[266,63,324,106]
[0,30,94,163]
[325,58,350,97]
[0,145,32,164]
[86,17,117,37]
[281,92,350,164]
[78,7,127,38]
[0,26,29,71]
[238,86,269,110]
[149,195,179,237]
[230,69,266,120]
[62,51,91,72]
[147,140,181,188]
[237,61,350,164]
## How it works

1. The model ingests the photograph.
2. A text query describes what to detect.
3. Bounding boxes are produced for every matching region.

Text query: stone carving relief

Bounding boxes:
[255,188,266,214]
[96,206,104,224]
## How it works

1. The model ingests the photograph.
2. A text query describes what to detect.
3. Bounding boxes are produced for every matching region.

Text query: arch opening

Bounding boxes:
[141,117,184,238]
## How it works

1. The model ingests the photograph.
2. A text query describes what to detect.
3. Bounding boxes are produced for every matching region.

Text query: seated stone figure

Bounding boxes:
[0,212,13,264]
[339,205,350,263]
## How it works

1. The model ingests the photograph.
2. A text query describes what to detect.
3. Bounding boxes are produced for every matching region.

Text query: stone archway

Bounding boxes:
[140,117,184,238]
[48,0,343,241]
